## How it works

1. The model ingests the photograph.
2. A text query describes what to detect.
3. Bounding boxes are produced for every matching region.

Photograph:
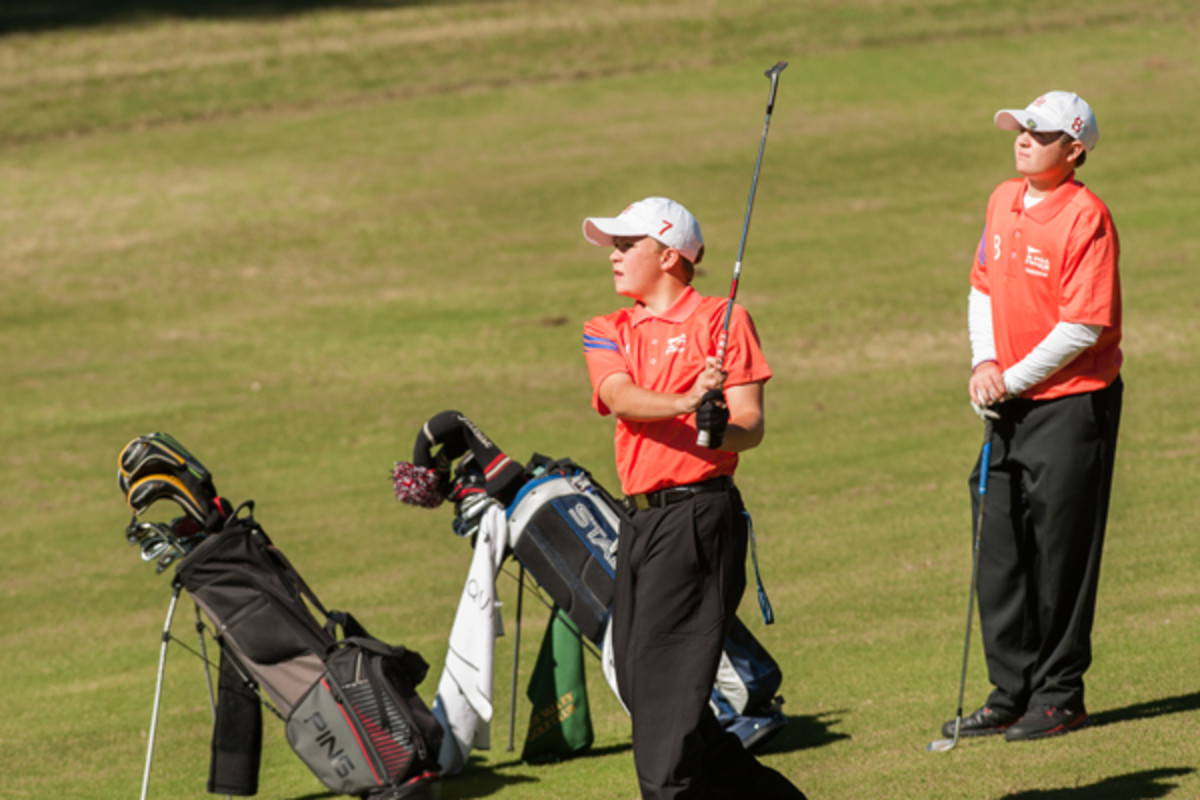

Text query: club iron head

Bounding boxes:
[927,717,961,752]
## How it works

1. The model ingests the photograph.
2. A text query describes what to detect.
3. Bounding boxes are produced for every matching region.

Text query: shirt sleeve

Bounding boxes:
[969,194,998,295]
[1059,205,1120,327]
[582,315,627,416]
[1004,321,1102,396]
[968,287,997,369]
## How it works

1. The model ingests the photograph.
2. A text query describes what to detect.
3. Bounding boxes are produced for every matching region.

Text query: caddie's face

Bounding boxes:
[1014,126,1082,183]
[610,235,669,299]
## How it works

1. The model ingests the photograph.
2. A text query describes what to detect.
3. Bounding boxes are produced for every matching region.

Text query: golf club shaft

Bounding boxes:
[507,564,524,752]
[697,61,786,448]
[950,421,993,742]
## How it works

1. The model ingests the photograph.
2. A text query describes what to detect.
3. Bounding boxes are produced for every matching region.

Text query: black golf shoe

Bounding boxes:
[941,705,1021,738]
[1004,706,1089,742]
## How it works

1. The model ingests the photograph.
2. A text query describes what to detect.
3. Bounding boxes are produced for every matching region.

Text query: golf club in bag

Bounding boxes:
[928,420,993,753]
[394,412,789,753]
[119,432,443,799]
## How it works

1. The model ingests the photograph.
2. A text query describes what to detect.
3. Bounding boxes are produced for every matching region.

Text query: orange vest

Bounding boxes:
[970,176,1122,400]
[583,287,772,496]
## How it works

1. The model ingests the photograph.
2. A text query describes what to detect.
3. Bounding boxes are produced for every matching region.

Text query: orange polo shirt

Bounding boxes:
[970,175,1122,401]
[582,286,772,496]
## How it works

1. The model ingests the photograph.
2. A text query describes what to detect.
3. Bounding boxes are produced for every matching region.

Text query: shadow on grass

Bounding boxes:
[0,0,477,36]
[998,767,1195,800]
[489,740,633,769]
[294,711,842,799]
[757,710,851,754]
[431,757,542,800]
[428,745,630,799]
[1089,690,1200,727]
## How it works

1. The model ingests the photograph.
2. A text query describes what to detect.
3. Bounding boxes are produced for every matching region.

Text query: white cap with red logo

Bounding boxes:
[583,197,705,263]
[994,90,1099,152]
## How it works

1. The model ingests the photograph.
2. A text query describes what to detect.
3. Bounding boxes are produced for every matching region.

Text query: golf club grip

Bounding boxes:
[979,441,992,496]
[696,328,730,448]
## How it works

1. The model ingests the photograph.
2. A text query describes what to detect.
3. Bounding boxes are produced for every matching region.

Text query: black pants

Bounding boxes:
[612,487,803,800]
[974,378,1123,714]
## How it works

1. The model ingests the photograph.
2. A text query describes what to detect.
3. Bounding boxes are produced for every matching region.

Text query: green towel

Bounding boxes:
[522,607,593,763]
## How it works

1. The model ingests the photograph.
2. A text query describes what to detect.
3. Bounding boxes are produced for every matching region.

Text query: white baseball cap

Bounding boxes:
[994,91,1099,152]
[582,197,705,263]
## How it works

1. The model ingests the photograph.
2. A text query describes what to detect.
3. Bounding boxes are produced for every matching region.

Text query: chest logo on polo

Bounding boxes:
[1024,245,1051,277]
[665,334,688,355]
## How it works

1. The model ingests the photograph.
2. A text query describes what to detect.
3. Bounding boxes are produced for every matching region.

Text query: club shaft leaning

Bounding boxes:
[950,422,993,747]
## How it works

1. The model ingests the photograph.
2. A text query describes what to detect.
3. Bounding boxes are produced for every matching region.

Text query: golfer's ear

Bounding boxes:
[659,247,682,272]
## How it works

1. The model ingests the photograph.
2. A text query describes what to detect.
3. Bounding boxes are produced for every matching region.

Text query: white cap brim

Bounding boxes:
[994,108,1061,133]
[583,217,644,249]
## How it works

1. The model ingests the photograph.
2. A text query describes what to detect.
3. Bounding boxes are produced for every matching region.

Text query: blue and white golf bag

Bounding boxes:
[503,457,788,750]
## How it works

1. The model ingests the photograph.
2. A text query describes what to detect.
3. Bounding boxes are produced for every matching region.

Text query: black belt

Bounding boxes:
[624,476,733,511]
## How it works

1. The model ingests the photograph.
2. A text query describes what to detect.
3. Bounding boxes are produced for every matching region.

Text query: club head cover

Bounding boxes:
[392,462,445,508]
[412,410,526,505]
[118,431,214,493]
[125,473,230,531]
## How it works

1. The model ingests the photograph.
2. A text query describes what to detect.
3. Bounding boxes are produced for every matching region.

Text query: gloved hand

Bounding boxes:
[971,400,1000,421]
[696,389,729,450]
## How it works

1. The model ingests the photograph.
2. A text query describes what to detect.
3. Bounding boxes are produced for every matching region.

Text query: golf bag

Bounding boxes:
[119,433,442,799]
[505,457,624,646]
[394,412,789,750]
[504,457,786,746]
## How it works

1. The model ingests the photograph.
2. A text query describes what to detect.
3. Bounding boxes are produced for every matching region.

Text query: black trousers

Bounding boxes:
[612,486,803,800]
[974,377,1123,714]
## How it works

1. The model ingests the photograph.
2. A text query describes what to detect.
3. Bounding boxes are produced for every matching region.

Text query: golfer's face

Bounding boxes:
[1014,127,1078,182]
[610,236,665,299]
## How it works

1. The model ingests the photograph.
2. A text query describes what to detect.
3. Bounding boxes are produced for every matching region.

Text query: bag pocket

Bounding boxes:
[287,675,384,796]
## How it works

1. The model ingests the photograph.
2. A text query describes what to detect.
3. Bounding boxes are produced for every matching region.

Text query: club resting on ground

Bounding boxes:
[928,419,993,752]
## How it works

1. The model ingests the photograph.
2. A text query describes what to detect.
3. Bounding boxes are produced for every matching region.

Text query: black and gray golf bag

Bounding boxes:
[394,411,788,751]
[119,432,443,799]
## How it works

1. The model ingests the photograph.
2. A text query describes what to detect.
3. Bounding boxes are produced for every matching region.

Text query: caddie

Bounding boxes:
[949,91,1124,742]
[581,197,805,798]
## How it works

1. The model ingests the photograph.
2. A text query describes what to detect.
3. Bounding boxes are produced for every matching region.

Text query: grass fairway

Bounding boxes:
[2,1,1198,798]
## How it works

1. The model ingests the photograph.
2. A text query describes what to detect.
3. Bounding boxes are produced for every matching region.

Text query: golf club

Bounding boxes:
[696,60,787,448]
[928,419,993,752]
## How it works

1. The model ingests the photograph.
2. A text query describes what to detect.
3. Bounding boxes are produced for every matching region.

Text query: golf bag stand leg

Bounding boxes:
[507,564,525,752]
[195,603,218,719]
[140,582,183,800]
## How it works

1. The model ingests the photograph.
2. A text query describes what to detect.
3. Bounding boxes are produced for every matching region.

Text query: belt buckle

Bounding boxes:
[625,493,652,512]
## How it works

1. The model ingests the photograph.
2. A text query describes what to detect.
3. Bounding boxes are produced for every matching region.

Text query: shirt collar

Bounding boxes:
[630,286,703,325]
[1015,173,1082,222]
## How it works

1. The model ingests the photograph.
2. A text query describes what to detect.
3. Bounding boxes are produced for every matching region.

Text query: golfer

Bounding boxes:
[581,197,804,798]
[949,91,1123,741]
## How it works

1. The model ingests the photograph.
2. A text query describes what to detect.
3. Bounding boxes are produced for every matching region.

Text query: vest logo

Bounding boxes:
[1024,245,1051,277]
[665,334,687,355]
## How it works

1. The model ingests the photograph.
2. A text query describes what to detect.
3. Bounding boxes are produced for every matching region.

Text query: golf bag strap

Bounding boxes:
[744,511,774,625]
[324,609,370,642]
[334,636,430,686]
[254,533,355,637]
[209,646,262,796]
